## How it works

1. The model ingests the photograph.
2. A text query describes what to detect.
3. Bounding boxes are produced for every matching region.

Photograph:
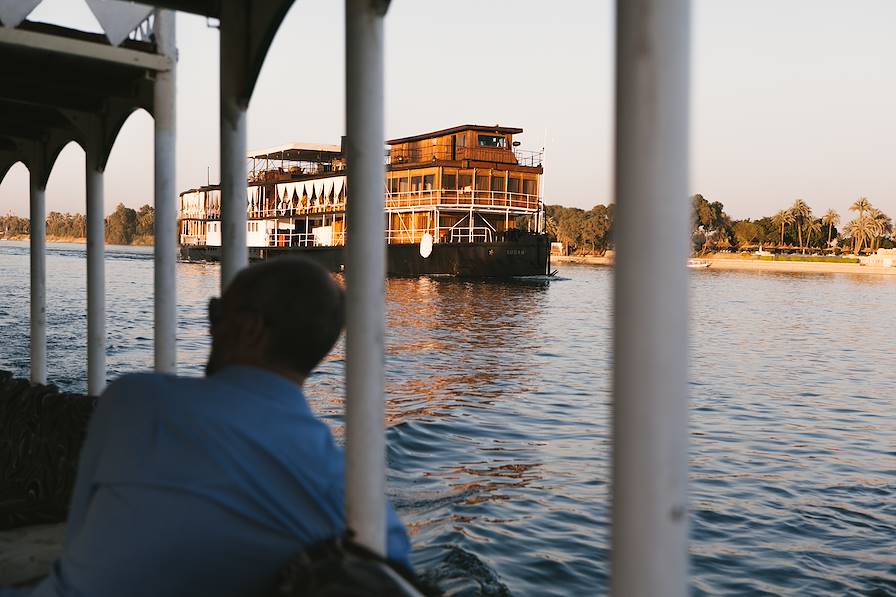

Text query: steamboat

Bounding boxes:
[178,124,550,277]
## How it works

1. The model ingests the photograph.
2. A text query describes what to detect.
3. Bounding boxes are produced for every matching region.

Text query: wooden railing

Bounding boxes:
[385,190,538,211]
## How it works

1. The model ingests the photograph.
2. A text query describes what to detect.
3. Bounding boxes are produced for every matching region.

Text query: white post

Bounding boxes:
[153,9,177,373]
[612,2,690,597]
[220,1,249,290]
[345,0,387,557]
[29,164,46,385]
[470,168,475,241]
[85,148,105,395]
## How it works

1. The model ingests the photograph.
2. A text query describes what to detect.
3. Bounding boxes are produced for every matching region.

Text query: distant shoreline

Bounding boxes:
[553,254,896,276]
[552,255,613,267]
[0,235,153,247]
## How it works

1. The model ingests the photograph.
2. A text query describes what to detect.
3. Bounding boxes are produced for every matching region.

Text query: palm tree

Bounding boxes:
[845,215,877,255]
[806,219,822,250]
[850,197,871,220]
[772,209,794,249]
[841,220,860,255]
[790,199,811,253]
[867,208,892,251]
[822,209,840,247]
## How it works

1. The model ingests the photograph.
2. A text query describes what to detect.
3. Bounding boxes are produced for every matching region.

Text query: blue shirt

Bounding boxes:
[18,366,411,597]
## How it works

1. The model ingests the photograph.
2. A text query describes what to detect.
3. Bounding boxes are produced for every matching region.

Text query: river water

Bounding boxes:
[0,240,894,596]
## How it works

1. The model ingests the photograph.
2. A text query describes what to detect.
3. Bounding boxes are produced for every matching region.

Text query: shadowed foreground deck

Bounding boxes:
[0,522,64,585]
[0,371,91,586]
[0,372,93,530]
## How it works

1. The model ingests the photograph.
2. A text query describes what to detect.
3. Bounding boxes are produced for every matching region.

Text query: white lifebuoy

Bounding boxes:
[419,233,433,258]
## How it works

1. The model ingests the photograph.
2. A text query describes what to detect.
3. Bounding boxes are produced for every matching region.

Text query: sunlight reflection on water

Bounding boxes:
[0,241,894,596]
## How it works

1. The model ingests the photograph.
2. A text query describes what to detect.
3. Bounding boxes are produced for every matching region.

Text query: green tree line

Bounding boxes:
[693,194,894,255]
[1,203,154,245]
[545,195,894,256]
[544,203,615,255]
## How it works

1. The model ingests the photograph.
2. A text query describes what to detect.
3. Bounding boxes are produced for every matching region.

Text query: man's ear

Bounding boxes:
[238,312,268,351]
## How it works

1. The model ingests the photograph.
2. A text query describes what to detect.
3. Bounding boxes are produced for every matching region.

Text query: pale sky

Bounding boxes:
[1,0,894,222]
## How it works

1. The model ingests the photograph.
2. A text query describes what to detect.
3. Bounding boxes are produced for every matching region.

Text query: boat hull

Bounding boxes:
[179,235,551,278]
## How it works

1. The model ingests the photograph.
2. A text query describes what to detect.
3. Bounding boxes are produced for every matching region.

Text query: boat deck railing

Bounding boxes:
[385,190,539,211]
[264,228,506,247]
[180,234,206,246]
[267,230,346,248]
[248,164,345,183]
[178,191,539,222]
[446,226,494,243]
[387,146,543,168]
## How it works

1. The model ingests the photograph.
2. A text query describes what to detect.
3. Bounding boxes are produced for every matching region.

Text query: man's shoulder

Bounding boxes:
[97,373,211,418]
[103,372,205,398]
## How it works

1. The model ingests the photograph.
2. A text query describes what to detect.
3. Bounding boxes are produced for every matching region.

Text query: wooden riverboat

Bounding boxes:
[177,125,551,277]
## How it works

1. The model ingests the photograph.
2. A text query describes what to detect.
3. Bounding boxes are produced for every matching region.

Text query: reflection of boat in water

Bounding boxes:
[687,258,710,269]
[178,124,551,277]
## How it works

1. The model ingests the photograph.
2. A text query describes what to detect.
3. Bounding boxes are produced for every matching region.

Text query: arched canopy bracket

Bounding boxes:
[0,17,162,183]
[215,0,296,105]
[0,131,77,190]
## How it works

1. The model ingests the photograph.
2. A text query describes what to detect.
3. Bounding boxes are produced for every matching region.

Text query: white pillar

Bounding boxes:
[612,2,690,597]
[344,0,387,556]
[153,9,177,373]
[29,166,46,385]
[85,149,105,395]
[220,1,249,290]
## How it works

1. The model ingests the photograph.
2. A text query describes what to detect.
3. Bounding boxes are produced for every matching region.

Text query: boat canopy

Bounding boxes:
[248,143,343,162]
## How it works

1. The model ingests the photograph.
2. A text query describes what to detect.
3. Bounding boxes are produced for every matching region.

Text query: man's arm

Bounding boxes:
[386,505,413,570]
[64,376,157,542]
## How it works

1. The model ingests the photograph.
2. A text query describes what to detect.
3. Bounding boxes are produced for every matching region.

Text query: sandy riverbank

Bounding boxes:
[553,254,896,276]
[704,255,896,276]
[1,235,153,246]
[552,255,612,266]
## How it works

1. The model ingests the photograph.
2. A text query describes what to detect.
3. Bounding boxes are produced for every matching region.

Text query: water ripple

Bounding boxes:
[1,242,894,595]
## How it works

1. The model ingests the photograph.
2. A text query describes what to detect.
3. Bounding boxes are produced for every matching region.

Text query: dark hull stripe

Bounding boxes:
[179,236,551,278]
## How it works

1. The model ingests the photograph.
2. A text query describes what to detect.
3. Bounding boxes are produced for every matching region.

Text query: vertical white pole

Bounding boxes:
[612,2,690,597]
[220,1,249,290]
[29,164,46,385]
[154,9,177,374]
[85,148,105,395]
[345,0,387,557]
[470,167,475,241]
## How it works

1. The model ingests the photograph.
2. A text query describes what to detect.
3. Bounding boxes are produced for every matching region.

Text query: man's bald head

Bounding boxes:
[206,257,344,381]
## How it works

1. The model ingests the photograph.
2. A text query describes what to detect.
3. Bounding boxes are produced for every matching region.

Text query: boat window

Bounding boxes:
[491,176,505,192]
[508,177,520,193]
[443,174,456,190]
[411,176,422,192]
[475,175,488,191]
[458,174,472,191]
[399,178,409,193]
[389,177,400,193]
[478,135,507,148]
[523,179,537,196]
[456,134,466,147]
[424,175,435,191]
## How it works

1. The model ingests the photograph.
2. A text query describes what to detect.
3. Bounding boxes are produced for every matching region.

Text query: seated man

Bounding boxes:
[19,257,411,596]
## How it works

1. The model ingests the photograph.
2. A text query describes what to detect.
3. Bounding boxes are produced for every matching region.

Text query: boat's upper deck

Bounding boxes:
[243,125,543,186]
[387,124,543,170]
[248,143,345,183]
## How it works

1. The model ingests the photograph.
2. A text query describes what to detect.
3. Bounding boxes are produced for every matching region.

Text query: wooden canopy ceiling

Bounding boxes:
[0,0,294,184]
